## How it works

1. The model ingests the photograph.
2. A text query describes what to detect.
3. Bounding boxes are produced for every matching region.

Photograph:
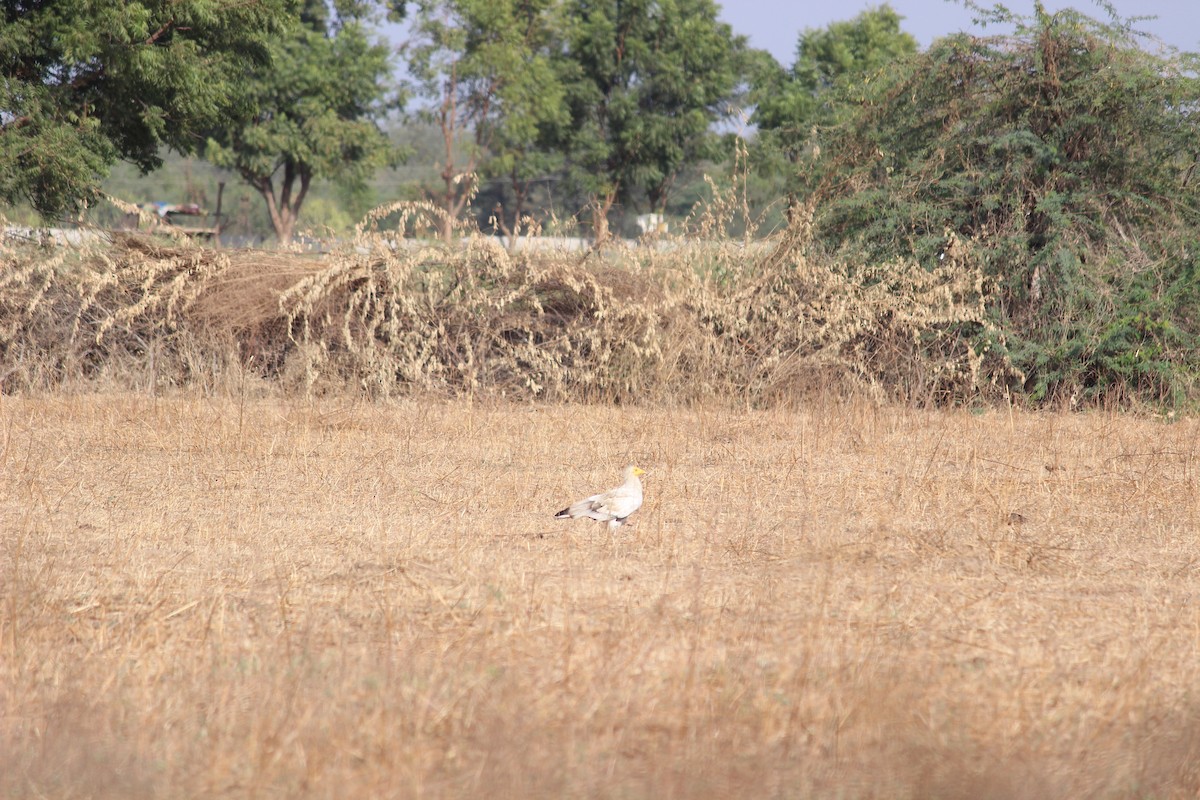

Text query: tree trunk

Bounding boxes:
[494,176,532,249]
[509,174,529,237]
[437,169,476,244]
[590,192,617,245]
[436,65,466,245]
[431,57,491,244]
[438,187,456,244]
[254,164,311,245]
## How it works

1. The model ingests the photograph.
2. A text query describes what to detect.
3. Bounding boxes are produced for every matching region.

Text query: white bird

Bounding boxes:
[554,465,646,531]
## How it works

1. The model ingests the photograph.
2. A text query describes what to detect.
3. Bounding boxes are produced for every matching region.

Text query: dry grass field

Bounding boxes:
[4,392,1200,798]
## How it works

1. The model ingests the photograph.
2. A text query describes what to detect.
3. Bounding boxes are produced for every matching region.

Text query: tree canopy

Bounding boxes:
[402,0,567,241]
[553,0,744,240]
[4,0,749,240]
[0,0,290,217]
[401,0,742,241]
[203,0,399,243]
[749,5,917,207]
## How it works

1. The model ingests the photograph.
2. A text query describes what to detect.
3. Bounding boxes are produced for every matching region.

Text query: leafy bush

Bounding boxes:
[804,4,1200,406]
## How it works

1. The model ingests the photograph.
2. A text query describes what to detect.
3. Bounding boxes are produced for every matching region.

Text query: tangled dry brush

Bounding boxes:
[1,200,999,405]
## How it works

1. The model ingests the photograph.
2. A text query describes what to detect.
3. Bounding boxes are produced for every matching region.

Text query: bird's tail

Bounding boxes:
[553,508,570,519]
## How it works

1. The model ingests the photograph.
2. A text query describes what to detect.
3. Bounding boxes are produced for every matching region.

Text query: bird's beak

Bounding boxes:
[633,467,646,476]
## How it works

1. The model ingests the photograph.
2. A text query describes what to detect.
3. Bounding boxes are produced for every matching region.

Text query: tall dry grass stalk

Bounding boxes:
[2,191,997,405]
[3,394,1200,797]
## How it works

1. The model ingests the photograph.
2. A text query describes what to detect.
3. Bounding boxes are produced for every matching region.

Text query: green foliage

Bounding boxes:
[468,0,569,234]
[402,0,568,239]
[400,0,751,241]
[204,0,399,242]
[749,5,917,201]
[553,0,745,238]
[801,3,1200,406]
[0,0,290,218]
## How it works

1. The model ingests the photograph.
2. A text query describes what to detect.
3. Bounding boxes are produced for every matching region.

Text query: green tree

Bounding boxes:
[402,0,566,242]
[749,5,917,209]
[472,0,568,238]
[554,0,743,241]
[806,3,1200,404]
[204,0,399,243]
[0,0,288,218]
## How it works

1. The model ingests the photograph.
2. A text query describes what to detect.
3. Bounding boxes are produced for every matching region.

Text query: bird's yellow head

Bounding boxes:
[631,466,646,477]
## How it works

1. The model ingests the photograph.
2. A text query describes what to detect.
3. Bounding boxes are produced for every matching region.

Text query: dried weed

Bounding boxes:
[2,195,997,404]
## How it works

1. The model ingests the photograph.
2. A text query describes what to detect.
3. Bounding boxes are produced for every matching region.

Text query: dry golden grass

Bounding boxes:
[4,393,1200,798]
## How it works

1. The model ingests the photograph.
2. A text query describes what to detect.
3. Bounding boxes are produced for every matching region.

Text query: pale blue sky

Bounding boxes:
[719,0,1200,64]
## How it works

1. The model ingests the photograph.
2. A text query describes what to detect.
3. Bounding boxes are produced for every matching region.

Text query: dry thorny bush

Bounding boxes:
[1,190,998,405]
